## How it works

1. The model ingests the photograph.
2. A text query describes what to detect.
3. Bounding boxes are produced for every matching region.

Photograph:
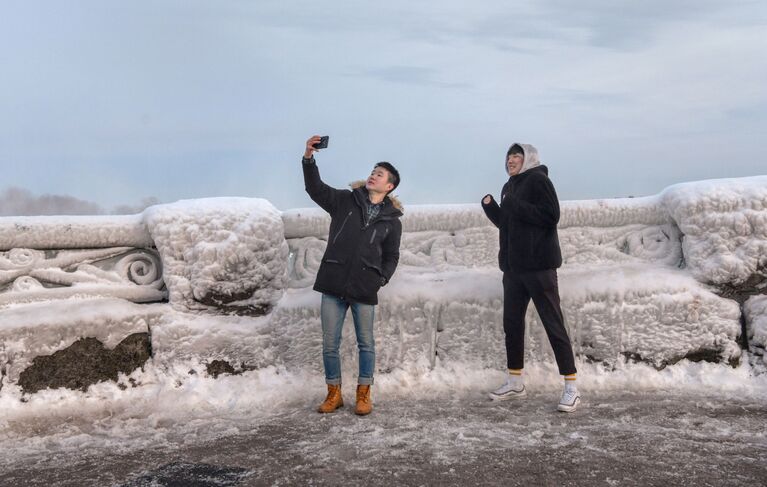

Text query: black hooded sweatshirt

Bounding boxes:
[303,157,403,305]
[482,164,563,272]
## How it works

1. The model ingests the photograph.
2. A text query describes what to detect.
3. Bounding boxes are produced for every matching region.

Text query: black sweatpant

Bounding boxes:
[502,269,577,376]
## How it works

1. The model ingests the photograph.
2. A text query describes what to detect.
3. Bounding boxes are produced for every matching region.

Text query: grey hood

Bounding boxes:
[505,143,541,175]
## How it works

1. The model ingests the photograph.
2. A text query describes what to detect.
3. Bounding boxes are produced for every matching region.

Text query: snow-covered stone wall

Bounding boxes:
[281,177,766,373]
[661,176,767,285]
[1,176,765,394]
[0,299,165,385]
[144,198,288,315]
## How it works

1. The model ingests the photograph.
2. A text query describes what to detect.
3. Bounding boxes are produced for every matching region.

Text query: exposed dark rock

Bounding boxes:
[206,360,237,378]
[741,311,750,350]
[200,288,256,305]
[683,348,739,367]
[18,332,151,394]
[195,292,272,316]
[713,271,767,304]
[709,271,766,351]
[620,352,662,370]
[205,360,257,378]
[581,354,604,365]
[621,347,738,370]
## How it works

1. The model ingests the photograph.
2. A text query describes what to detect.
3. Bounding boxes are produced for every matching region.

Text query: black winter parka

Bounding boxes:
[303,158,403,305]
[482,165,562,272]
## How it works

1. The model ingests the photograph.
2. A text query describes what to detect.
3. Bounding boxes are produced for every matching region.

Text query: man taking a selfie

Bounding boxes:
[302,135,403,416]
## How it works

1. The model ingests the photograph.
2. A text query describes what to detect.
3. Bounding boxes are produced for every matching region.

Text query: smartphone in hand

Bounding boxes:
[312,136,329,149]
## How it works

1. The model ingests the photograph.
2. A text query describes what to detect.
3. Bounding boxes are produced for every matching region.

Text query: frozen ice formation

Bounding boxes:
[0,247,166,307]
[0,214,152,249]
[144,198,289,315]
[0,176,765,393]
[661,176,767,285]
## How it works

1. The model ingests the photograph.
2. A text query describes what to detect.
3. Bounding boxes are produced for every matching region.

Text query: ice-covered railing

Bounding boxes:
[282,195,669,239]
[0,214,164,307]
[0,198,288,315]
[1,177,765,394]
[285,195,680,286]
[0,215,152,250]
[283,177,766,371]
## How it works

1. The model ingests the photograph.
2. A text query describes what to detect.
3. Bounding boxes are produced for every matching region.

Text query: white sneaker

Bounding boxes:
[557,387,581,412]
[488,378,526,401]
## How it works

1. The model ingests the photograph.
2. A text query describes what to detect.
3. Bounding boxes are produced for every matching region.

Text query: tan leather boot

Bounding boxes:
[355,384,372,416]
[317,384,344,413]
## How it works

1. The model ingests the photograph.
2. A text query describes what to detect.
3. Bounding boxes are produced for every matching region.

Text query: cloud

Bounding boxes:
[357,66,472,88]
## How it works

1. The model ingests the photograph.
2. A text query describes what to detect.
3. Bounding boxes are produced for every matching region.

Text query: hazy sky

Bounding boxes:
[1,1,765,214]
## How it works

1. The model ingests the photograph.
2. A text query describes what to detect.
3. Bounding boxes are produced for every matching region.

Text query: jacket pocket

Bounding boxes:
[367,224,390,257]
[349,257,382,297]
[331,210,353,245]
[355,265,383,298]
[315,257,346,294]
[360,256,383,276]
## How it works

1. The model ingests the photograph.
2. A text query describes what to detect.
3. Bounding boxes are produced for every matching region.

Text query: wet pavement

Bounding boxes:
[3,390,767,486]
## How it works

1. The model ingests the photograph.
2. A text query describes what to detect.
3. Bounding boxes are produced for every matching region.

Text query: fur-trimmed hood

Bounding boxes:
[350,180,404,212]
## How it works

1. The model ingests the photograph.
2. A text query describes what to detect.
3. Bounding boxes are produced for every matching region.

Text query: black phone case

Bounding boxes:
[313,136,329,149]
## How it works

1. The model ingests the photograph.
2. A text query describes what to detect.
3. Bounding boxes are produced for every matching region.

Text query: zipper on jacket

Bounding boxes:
[332,211,353,245]
[369,228,377,244]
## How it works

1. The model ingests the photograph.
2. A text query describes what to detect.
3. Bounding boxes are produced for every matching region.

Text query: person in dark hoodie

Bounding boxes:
[302,135,403,416]
[481,143,580,413]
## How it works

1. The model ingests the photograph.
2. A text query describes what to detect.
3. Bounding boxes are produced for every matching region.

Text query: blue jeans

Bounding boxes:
[321,294,375,385]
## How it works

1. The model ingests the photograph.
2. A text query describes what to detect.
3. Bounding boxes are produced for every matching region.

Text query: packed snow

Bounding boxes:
[143,198,288,314]
[1,353,766,479]
[661,175,767,285]
[0,214,151,249]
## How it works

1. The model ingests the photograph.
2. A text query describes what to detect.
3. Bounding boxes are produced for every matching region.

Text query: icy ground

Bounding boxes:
[2,361,766,486]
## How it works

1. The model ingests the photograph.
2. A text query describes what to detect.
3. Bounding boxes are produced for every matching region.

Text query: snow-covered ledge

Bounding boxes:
[281,195,670,240]
[0,214,152,250]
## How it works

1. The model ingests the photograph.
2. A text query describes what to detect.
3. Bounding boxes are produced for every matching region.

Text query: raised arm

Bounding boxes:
[302,135,342,214]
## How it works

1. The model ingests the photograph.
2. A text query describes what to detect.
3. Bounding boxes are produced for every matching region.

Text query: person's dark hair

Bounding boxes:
[374,162,400,193]
[507,144,524,157]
